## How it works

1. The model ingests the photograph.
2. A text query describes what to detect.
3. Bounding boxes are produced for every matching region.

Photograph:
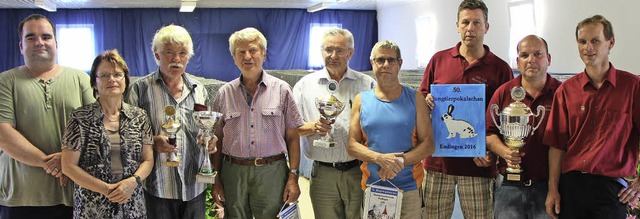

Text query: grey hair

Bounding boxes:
[323,28,355,49]
[370,40,402,60]
[228,27,268,56]
[151,25,194,65]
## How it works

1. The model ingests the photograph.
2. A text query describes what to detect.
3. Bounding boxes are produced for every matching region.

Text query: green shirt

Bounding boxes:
[0,66,95,206]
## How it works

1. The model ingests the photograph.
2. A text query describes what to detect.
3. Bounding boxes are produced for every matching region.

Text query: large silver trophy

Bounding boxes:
[313,80,345,148]
[490,86,545,182]
[162,105,182,167]
[193,110,223,184]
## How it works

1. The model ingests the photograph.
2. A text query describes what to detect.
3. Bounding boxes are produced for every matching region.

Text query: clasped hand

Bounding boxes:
[375,153,404,180]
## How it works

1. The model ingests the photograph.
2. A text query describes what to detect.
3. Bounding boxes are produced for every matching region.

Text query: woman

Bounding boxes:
[61,50,153,219]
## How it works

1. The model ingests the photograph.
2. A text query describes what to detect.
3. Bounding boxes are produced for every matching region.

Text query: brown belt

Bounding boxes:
[224,154,286,166]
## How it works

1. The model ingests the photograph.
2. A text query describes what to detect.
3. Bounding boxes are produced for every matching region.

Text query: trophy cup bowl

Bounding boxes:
[193,111,222,172]
[313,94,345,148]
[490,87,545,182]
[162,106,182,167]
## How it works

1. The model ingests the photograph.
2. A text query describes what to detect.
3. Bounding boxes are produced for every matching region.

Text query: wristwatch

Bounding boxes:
[289,169,299,176]
[133,175,142,186]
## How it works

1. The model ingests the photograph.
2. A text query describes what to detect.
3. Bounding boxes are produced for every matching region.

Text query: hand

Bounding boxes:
[282,175,300,203]
[374,153,403,175]
[107,177,137,204]
[153,135,179,153]
[502,150,524,170]
[545,190,561,219]
[198,135,219,154]
[43,153,63,178]
[58,175,69,187]
[212,179,226,206]
[315,118,333,136]
[473,151,495,167]
[378,167,398,180]
[425,93,435,110]
[618,179,640,203]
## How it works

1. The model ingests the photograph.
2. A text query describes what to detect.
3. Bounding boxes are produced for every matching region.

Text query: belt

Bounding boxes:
[317,160,361,171]
[224,154,286,166]
[502,178,545,187]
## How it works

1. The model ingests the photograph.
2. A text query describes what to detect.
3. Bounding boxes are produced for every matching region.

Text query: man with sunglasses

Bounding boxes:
[292,27,374,219]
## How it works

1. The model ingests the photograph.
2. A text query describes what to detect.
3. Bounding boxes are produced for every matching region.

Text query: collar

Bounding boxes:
[319,67,357,84]
[578,62,618,89]
[515,74,558,97]
[232,70,270,89]
[449,42,496,65]
[90,101,136,121]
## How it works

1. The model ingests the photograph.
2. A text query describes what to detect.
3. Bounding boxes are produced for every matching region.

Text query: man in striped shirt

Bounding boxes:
[126,24,214,219]
[212,27,304,219]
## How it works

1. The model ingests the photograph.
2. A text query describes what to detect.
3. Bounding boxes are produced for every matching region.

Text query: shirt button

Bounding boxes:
[251,141,254,145]
[580,106,585,111]
[251,108,254,112]
[250,124,254,128]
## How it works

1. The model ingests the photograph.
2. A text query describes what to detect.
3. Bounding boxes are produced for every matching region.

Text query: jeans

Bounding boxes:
[494,174,551,219]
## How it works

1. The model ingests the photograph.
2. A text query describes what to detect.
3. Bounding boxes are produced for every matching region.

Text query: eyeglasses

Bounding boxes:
[97,72,125,80]
[322,47,349,57]
[373,57,400,65]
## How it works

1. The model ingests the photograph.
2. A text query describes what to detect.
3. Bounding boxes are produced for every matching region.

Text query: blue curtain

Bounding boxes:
[0,8,377,82]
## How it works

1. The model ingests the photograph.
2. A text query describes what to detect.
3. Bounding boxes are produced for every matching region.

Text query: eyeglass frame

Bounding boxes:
[321,47,352,57]
[97,72,125,80]
[372,57,402,66]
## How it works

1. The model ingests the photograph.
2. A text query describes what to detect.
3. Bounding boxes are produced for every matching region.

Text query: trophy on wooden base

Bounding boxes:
[313,80,345,148]
[490,87,545,182]
[162,105,182,167]
[193,110,222,184]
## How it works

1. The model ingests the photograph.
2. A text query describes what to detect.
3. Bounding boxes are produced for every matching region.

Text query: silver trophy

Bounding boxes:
[162,105,182,167]
[193,110,223,184]
[313,80,345,148]
[490,86,545,182]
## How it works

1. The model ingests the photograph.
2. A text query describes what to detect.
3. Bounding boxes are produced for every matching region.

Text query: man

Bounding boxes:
[349,40,434,219]
[211,27,303,219]
[126,24,215,219]
[544,15,640,219]
[486,35,560,219]
[0,14,95,218]
[292,27,375,219]
[419,0,513,218]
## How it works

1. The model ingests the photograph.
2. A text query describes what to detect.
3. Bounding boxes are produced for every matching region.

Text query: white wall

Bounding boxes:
[377,0,640,75]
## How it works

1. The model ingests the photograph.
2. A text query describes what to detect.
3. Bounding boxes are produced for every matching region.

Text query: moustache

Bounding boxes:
[168,63,184,68]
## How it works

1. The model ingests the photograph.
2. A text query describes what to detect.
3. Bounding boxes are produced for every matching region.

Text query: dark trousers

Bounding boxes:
[145,190,206,219]
[559,171,626,219]
[0,204,72,219]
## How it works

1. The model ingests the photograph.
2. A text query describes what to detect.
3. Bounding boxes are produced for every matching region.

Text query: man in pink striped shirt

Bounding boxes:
[211,27,304,219]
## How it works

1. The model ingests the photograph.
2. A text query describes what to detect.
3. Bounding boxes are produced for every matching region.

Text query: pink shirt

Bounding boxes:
[486,74,561,180]
[543,64,640,178]
[420,43,513,178]
[213,71,304,158]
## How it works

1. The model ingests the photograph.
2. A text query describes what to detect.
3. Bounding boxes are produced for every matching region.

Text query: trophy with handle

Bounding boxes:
[193,106,223,184]
[162,105,182,167]
[313,80,345,148]
[490,86,545,182]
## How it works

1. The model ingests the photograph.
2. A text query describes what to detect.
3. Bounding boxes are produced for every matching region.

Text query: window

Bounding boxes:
[308,23,342,69]
[56,24,96,72]
[508,0,536,67]
[415,16,436,68]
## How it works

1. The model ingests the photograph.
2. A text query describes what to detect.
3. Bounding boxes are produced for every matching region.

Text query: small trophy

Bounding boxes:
[490,86,545,182]
[162,105,182,167]
[313,80,345,148]
[193,108,222,184]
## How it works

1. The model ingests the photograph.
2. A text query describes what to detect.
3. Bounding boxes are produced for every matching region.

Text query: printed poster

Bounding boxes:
[430,84,486,157]
[363,185,402,219]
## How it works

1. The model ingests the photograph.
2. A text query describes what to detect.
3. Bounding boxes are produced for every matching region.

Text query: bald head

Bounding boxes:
[516,35,551,80]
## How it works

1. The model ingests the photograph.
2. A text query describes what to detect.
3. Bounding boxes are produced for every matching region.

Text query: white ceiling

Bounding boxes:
[0,0,379,10]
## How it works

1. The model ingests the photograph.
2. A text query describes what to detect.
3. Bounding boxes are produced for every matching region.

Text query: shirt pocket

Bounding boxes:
[261,108,283,131]
[223,112,243,137]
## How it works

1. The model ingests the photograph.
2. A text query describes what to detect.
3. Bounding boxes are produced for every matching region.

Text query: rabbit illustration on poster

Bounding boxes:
[441,104,477,139]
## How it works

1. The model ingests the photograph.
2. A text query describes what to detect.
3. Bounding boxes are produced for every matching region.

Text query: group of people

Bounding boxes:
[0,0,639,219]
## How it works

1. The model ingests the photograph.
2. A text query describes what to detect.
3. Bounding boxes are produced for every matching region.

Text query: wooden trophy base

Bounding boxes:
[196,171,217,184]
[506,173,522,182]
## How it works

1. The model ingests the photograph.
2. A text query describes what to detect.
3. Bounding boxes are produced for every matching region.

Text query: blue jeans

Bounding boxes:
[494,174,551,219]
[144,190,206,219]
